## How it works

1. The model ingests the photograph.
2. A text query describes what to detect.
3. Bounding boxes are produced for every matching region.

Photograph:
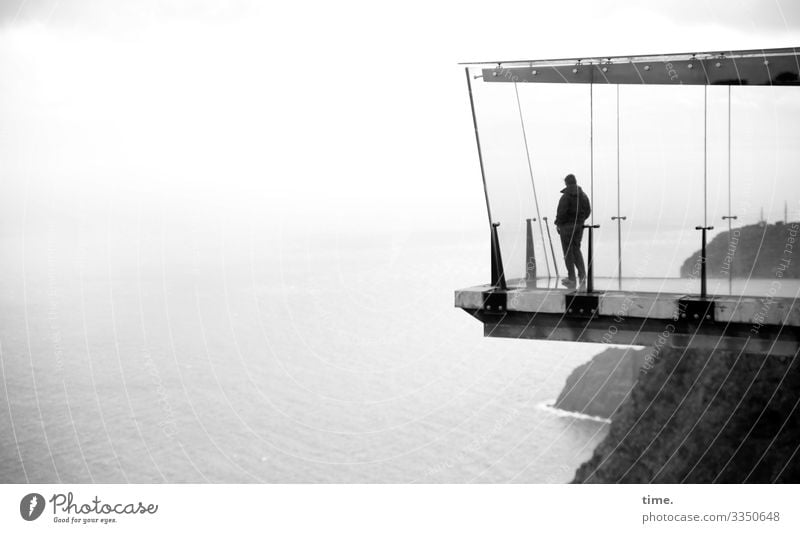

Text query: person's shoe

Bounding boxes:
[578,278,587,292]
[560,278,577,289]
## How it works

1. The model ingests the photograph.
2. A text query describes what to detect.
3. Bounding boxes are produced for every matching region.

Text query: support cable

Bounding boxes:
[614,84,624,289]
[704,85,708,227]
[587,81,598,292]
[590,83,594,226]
[696,85,713,298]
[728,86,731,227]
[722,85,738,295]
[465,68,494,225]
[513,82,551,279]
[466,68,506,289]
[727,86,731,294]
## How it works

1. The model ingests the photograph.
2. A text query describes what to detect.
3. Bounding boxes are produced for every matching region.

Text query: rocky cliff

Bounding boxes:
[571,346,800,483]
[551,224,800,482]
[554,347,646,419]
[680,221,800,278]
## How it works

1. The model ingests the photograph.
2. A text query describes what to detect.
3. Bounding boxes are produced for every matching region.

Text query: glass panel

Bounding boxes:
[469,74,800,297]
[504,84,703,293]
[512,83,592,284]
[704,85,732,296]
[587,84,621,283]
[470,73,537,288]
[707,86,800,297]
[615,84,706,294]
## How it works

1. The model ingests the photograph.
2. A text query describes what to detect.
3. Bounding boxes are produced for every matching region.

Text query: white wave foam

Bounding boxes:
[537,399,612,424]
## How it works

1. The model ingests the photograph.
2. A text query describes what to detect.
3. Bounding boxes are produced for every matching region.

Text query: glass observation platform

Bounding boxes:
[455,47,800,356]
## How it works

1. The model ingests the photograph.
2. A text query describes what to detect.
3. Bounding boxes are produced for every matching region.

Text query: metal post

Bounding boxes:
[611,216,626,289]
[543,217,560,280]
[695,225,713,298]
[526,218,537,287]
[491,222,507,290]
[722,215,737,293]
[541,222,552,279]
[584,224,600,292]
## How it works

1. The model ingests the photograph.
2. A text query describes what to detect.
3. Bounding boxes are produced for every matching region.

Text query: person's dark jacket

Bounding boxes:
[555,184,591,227]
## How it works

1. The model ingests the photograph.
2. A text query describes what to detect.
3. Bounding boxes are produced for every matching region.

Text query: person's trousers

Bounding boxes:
[558,224,586,281]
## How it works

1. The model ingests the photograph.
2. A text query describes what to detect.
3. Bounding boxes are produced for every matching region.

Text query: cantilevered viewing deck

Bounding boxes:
[457,47,800,357]
[455,281,800,356]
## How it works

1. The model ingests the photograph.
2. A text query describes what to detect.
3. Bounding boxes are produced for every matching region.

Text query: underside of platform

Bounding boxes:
[455,284,800,356]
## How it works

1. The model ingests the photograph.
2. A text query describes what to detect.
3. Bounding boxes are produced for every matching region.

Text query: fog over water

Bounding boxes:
[1,212,611,482]
[2,0,800,482]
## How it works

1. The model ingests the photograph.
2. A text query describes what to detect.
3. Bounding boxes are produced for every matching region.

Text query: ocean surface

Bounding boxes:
[0,218,610,483]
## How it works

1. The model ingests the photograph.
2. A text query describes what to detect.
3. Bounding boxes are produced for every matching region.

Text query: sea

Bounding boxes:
[0,215,610,483]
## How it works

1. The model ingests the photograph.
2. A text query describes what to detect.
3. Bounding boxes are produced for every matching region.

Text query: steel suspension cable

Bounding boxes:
[704,85,708,227]
[696,84,713,298]
[465,68,494,226]
[514,82,551,279]
[590,83,594,226]
[616,85,622,287]
[728,86,732,226]
[727,85,733,294]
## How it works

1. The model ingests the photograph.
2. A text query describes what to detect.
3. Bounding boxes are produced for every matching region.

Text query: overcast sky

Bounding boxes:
[1,0,800,254]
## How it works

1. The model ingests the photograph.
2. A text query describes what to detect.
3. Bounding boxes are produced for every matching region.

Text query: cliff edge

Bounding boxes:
[572,347,800,483]
[680,221,800,278]
[554,347,645,419]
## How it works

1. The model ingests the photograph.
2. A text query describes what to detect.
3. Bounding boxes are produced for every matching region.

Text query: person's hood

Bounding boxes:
[560,184,582,196]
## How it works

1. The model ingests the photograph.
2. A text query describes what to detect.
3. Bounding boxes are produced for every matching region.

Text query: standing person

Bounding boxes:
[555,174,591,289]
